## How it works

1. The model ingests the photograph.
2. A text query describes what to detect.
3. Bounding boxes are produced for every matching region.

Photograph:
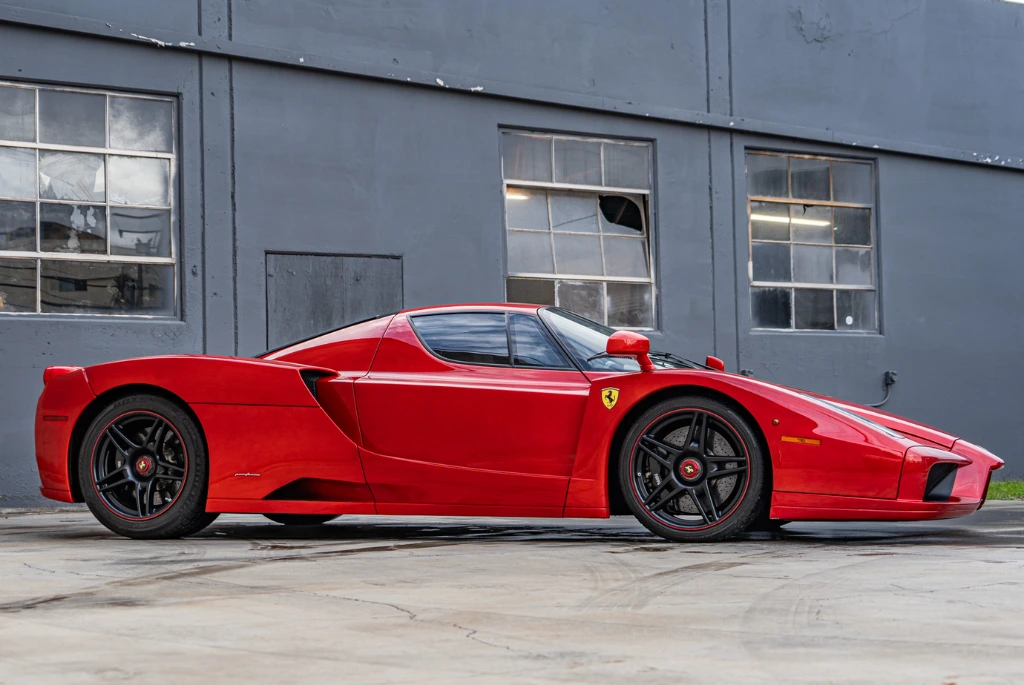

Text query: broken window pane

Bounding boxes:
[749,201,790,241]
[38,90,105,148]
[40,260,174,315]
[831,161,872,204]
[556,280,604,323]
[794,289,834,330]
[835,248,873,286]
[554,138,601,186]
[507,229,554,274]
[603,143,649,189]
[746,153,788,198]
[40,203,106,254]
[791,204,832,243]
[505,188,548,230]
[607,282,653,328]
[109,96,173,153]
[833,207,871,246]
[506,277,555,306]
[554,234,603,276]
[549,191,598,233]
[792,245,832,284]
[790,158,830,201]
[0,201,35,251]
[599,195,644,235]
[751,242,791,282]
[837,290,876,331]
[109,156,169,207]
[0,86,35,143]
[502,133,552,182]
[0,257,36,312]
[603,237,649,278]
[0,146,37,199]
[751,287,792,328]
[39,151,105,202]
[110,208,171,257]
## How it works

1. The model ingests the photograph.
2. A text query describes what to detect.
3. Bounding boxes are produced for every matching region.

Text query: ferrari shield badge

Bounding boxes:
[601,387,620,410]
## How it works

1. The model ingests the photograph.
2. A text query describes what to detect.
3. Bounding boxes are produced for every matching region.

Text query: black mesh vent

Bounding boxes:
[299,370,332,400]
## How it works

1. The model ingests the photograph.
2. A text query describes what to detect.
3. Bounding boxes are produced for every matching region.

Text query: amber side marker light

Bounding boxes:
[781,436,821,446]
[43,366,80,386]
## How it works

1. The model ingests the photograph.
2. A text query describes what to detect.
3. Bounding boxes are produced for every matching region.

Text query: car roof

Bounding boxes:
[399,302,543,316]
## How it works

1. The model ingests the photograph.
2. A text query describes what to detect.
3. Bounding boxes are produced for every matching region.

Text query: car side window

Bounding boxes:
[509,314,573,369]
[411,313,511,365]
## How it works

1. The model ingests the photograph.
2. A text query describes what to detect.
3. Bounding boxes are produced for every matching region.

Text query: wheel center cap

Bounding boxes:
[679,458,702,482]
[135,456,154,476]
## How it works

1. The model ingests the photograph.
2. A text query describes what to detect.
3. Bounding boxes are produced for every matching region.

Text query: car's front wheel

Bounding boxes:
[79,394,217,539]
[619,396,767,542]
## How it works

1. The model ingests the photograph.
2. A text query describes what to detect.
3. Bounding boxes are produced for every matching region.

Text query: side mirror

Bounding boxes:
[705,356,725,372]
[606,331,655,372]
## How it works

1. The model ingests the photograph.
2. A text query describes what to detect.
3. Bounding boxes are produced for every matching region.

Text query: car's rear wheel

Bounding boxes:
[263,514,338,526]
[619,396,767,542]
[79,394,217,539]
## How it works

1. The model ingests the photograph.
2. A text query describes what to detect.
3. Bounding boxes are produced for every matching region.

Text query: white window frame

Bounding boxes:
[0,80,178,318]
[746,150,878,332]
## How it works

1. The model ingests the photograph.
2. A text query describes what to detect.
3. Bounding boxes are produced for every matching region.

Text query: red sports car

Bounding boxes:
[35,303,1003,541]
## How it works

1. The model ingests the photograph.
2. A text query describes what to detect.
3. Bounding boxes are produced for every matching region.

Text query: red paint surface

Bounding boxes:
[34,303,1004,527]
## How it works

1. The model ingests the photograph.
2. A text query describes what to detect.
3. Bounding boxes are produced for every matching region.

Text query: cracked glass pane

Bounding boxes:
[791,204,832,243]
[599,195,644,235]
[39,151,105,202]
[40,203,106,254]
[550,191,598,233]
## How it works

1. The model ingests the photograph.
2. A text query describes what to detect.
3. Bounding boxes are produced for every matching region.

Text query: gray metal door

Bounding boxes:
[265,253,403,349]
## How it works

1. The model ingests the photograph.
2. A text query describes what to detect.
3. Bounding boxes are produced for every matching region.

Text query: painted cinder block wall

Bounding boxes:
[0,0,1021,506]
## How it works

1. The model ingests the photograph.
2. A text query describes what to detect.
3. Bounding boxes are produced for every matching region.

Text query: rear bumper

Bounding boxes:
[35,368,95,502]
[773,439,1003,521]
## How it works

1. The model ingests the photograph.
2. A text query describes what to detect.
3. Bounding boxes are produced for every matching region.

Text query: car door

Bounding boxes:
[354,310,592,513]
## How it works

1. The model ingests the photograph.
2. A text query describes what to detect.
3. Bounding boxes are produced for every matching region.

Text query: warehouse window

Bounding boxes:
[745,151,876,331]
[502,131,654,329]
[0,82,176,316]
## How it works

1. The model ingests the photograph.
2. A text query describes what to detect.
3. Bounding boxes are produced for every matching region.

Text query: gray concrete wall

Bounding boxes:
[0,0,1021,506]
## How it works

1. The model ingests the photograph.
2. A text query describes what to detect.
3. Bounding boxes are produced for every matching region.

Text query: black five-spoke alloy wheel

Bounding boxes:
[79,394,217,539]
[620,396,767,542]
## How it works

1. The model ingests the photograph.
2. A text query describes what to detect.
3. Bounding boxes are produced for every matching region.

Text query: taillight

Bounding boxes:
[43,366,80,386]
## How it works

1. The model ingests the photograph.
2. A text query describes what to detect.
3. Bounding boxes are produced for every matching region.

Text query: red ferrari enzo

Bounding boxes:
[35,303,1003,541]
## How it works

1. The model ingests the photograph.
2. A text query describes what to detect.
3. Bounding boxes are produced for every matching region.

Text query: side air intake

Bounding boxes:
[923,462,958,502]
[299,370,333,400]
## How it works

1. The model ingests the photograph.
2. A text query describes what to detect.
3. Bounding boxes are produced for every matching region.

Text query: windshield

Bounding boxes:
[539,307,697,372]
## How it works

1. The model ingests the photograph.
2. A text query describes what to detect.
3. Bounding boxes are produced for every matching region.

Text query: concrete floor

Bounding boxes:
[1,505,1022,685]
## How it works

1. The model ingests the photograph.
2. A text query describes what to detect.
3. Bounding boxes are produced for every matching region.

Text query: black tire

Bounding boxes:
[263,514,338,526]
[78,394,217,539]
[619,395,768,542]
